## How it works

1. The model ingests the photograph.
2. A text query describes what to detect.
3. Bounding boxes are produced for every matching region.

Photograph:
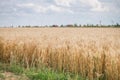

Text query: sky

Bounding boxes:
[0,0,120,26]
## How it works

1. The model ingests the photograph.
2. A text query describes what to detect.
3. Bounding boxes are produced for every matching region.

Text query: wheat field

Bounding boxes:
[0,28,120,80]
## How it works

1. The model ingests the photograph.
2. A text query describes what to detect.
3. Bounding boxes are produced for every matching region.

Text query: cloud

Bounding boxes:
[54,0,75,7]
[54,0,109,12]
[17,3,47,13]
[0,0,119,16]
[0,0,120,26]
[49,5,64,12]
[79,0,109,12]
[17,3,73,13]
[49,5,73,13]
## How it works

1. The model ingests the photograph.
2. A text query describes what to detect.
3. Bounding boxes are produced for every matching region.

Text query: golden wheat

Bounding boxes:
[0,28,120,80]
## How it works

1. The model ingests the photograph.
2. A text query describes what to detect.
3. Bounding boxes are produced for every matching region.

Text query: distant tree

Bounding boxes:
[83,24,87,27]
[96,24,99,27]
[91,24,94,27]
[116,23,120,26]
[52,25,59,27]
[11,25,13,28]
[107,25,111,27]
[25,25,31,28]
[99,20,102,27]
[45,25,48,27]
[86,24,93,27]
[115,23,120,27]
[18,25,21,28]
[74,23,78,27]
[34,26,39,28]
[66,24,73,27]
[22,26,25,28]
[60,24,64,27]
[79,24,81,27]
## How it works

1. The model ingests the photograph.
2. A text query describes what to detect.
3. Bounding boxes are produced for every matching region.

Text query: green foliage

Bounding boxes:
[0,62,85,80]
[0,73,5,79]
[74,24,78,27]
[6,23,120,28]
[25,68,85,80]
[26,68,68,80]
[7,64,24,75]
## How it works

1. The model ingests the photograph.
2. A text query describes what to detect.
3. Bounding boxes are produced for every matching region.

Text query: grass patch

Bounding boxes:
[8,64,24,75]
[0,73,5,79]
[26,68,67,80]
[25,68,86,80]
[0,62,85,80]
[0,62,24,75]
[26,69,85,80]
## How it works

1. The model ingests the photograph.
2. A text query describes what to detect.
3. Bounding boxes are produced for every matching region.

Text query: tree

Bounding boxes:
[116,23,120,27]
[74,24,78,27]
[18,25,21,28]
[79,24,81,27]
[60,24,64,27]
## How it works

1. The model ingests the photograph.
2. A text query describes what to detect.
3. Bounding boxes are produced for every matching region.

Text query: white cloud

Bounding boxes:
[16,0,111,15]
[17,3,34,7]
[54,0,109,12]
[49,5,62,12]
[17,3,73,13]
[91,6,109,12]
[54,0,75,7]
[49,5,73,13]
[17,3,47,13]
[79,0,109,12]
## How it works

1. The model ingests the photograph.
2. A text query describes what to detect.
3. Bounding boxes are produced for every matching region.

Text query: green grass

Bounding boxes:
[0,62,85,80]
[25,68,85,80]
[0,62,24,75]
[0,73,5,80]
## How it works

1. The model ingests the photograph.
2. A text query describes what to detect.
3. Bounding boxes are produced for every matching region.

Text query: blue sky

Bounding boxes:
[0,0,120,26]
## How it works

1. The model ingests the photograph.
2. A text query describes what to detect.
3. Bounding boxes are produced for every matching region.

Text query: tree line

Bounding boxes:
[6,23,120,28]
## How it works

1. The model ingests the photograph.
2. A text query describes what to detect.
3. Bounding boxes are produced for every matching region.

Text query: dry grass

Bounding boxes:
[0,28,120,80]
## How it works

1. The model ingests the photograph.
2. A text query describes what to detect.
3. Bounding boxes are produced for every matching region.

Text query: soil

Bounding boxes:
[0,72,29,80]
